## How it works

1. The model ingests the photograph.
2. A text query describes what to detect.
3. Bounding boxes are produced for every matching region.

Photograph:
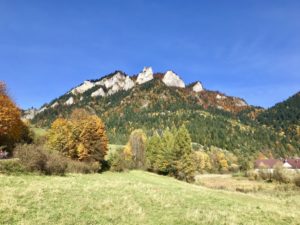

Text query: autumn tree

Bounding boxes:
[47,109,108,165]
[0,81,31,152]
[194,151,212,172]
[47,118,74,158]
[79,115,108,162]
[125,129,147,169]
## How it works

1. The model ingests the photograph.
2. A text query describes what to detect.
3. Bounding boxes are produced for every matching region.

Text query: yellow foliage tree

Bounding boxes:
[126,129,147,169]
[194,151,211,172]
[123,143,132,160]
[47,118,74,158]
[47,109,108,163]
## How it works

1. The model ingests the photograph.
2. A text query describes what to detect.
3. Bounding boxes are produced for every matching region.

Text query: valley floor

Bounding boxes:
[0,171,299,225]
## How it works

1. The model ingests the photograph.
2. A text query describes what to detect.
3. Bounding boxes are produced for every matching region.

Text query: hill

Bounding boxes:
[0,171,299,225]
[257,92,300,152]
[28,67,299,157]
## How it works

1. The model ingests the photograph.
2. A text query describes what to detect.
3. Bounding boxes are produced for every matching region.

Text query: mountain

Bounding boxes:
[30,67,249,121]
[29,67,299,158]
[257,92,300,150]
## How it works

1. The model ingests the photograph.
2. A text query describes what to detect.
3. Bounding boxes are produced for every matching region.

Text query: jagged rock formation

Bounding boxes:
[189,82,204,92]
[28,66,251,121]
[91,88,105,97]
[136,67,153,84]
[71,81,95,94]
[162,71,185,88]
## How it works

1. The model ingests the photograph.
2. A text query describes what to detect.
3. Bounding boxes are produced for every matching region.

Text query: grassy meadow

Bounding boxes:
[1,171,299,225]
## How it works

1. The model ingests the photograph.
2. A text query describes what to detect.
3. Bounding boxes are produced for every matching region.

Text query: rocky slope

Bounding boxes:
[29,67,249,120]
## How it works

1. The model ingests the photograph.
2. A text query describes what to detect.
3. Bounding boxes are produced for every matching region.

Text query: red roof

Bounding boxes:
[287,159,300,169]
[255,159,282,169]
[255,158,300,169]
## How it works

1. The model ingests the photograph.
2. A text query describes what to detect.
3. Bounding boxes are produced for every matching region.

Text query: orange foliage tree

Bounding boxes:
[0,82,29,152]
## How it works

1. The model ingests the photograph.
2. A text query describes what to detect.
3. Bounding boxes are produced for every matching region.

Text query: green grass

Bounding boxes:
[31,127,47,137]
[0,171,299,225]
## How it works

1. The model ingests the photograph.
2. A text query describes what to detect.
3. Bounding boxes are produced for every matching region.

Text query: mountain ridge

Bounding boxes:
[25,67,300,158]
[23,67,249,120]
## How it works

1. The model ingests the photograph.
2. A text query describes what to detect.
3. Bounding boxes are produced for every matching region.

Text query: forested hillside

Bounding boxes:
[31,75,300,158]
[257,92,300,152]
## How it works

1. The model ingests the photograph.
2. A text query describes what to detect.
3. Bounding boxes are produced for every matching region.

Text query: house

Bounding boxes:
[255,158,300,172]
[286,159,300,170]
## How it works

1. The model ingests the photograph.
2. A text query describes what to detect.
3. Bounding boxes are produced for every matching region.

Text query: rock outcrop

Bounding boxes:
[136,67,154,84]
[191,82,204,92]
[162,71,185,88]
[94,72,135,96]
[71,81,95,94]
[234,99,247,107]
[65,97,74,105]
[91,87,106,97]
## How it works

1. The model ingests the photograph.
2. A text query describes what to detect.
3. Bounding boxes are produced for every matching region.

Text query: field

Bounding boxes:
[1,171,299,225]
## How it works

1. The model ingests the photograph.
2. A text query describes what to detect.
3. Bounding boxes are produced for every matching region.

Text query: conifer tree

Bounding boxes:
[174,125,192,158]
[146,132,161,171]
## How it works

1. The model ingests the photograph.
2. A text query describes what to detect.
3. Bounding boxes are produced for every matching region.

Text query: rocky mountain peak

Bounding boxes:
[162,71,185,88]
[136,67,154,84]
[191,81,204,92]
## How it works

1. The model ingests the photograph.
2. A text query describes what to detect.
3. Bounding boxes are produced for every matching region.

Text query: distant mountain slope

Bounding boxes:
[258,92,300,128]
[257,92,300,148]
[29,67,299,157]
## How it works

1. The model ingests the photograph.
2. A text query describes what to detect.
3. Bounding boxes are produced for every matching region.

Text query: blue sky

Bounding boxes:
[0,0,299,109]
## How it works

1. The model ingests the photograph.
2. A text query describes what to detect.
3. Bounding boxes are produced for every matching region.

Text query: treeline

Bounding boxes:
[109,126,240,182]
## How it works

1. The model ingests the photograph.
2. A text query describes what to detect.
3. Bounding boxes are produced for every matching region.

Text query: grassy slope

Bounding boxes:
[0,171,299,225]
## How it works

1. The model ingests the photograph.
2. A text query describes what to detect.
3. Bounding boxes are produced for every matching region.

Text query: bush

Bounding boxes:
[258,169,272,181]
[273,167,292,184]
[246,170,260,181]
[0,158,25,174]
[66,160,100,174]
[294,174,300,187]
[14,144,48,173]
[45,152,68,176]
[14,144,67,175]
[14,144,102,175]
[108,148,133,172]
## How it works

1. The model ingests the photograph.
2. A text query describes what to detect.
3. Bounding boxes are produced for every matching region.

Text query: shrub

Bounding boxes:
[66,160,100,174]
[14,144,68,175]
[273,166,292,184]
[14,144,48,173]
[258,169,272,181]
[294,174,300,187]
[246,170,260,181]
[0,158,25,174]
[108,148,133,172]
[45,152,68,176]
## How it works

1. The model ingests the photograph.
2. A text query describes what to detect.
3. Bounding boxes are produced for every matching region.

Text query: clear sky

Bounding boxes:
[1,0,299,109]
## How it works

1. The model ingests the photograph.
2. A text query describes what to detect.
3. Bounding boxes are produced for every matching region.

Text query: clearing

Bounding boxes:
[0,171,299,225]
